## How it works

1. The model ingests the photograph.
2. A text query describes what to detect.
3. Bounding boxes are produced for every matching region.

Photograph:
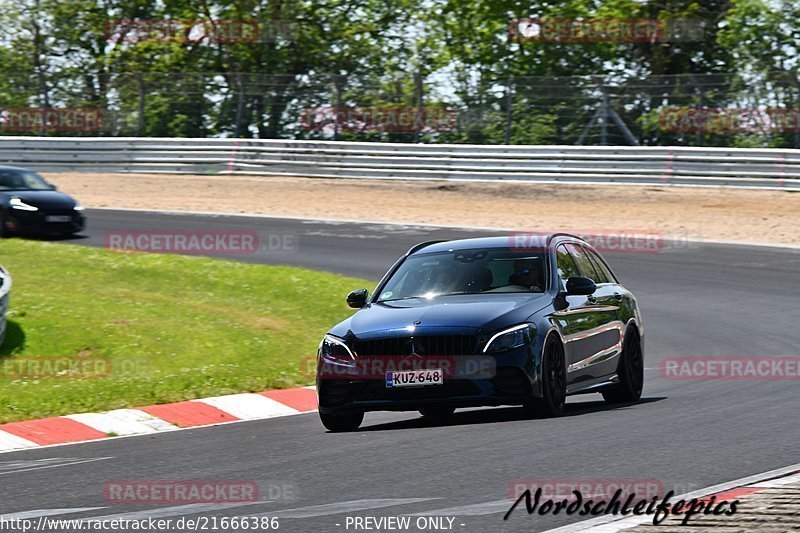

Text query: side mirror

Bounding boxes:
[346,288,369,308]
[566,276,596,296]
[47,183,57,191]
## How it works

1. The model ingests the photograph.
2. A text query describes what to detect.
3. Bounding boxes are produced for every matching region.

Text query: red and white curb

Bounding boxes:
[544,462,800,532]
[0,386,317,453]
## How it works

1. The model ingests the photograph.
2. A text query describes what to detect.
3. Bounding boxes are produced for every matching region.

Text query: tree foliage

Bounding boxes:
[0,0,795,145]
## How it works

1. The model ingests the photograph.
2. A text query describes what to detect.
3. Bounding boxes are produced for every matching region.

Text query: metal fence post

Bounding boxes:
[136,73,145,137]
[505,75,513,144]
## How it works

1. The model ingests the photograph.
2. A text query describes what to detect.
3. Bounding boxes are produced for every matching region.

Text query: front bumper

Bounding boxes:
[4,208,85,235]
[316,342,542,414]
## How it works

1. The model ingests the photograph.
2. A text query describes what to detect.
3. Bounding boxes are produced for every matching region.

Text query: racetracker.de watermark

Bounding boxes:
[660,356,800,380]
[104,230,297,255]
[299,107,458,133]
[105,18,295,43]
[509,230,697,254]
[509,480,675,500]
[509,18,705,43]
[660,107,800,133]
[103,480,265,504]
[0,356,111,379]
[1,108,105,132]
[309,355,497,380]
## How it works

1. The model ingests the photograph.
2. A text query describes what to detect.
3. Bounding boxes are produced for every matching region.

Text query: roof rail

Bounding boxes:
[548,233,584,245]
[405,240,446,256]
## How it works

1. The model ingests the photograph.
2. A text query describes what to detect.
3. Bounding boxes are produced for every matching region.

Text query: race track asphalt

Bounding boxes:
[1,208,799,532]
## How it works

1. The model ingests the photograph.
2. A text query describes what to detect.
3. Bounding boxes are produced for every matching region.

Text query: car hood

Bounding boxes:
[330,292,551,339]
[0,190,78,209]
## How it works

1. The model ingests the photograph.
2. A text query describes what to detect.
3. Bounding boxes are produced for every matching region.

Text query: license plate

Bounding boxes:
[46,215,71,223]
[386,369,443,388]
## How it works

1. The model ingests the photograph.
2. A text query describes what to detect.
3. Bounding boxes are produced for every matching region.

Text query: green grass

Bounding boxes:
[0,239,372,423]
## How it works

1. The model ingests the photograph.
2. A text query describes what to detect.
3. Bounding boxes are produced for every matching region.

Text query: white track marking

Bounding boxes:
[0,458,68,472]
[259,498,436,519]
[66,409,177,436]
[0,507,106,520]
[408,499,510,516]
[195,393,298,420]
[748,472,800,488]
[84,501,269,522]
[0,431,38,451]
[0,456,112,475]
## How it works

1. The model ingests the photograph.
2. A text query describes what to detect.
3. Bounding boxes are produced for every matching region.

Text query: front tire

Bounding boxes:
[602,327,644,403]
[319,411,363,432]
[526,336,566,417]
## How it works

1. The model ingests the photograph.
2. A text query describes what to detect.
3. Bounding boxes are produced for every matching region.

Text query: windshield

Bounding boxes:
[0,170,52,191]
[377,247,547,302]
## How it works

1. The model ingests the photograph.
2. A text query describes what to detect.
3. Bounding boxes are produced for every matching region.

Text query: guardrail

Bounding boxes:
[1,137,799,189]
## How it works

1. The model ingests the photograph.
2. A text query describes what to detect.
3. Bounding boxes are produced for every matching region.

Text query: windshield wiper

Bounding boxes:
[380,296,426,302]
[381,291,476,302]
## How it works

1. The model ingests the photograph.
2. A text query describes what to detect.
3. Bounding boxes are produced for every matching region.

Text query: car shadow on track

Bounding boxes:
[359,397,666,432]
[12,234,89,242]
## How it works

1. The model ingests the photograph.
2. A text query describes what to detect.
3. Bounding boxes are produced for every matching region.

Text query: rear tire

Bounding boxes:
[319,411,363,432]
[419,406,456,420]
[602,327,644,403]
[525,336,566,417]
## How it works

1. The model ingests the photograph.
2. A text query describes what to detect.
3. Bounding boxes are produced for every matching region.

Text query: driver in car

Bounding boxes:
[509,259,543,291]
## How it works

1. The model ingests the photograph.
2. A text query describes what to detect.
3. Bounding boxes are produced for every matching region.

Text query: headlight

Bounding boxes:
[74,203,85,211]
[9,198,38,211]
[483,324,535,354]
[319,334,355,362]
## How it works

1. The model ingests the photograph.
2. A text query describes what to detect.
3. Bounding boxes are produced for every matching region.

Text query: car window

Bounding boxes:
[377,247,547,301]
[566,243,601,282]
[0,170,51,191]
[585,248,617,284]
[582,247,610,283]
[555,245,580,289]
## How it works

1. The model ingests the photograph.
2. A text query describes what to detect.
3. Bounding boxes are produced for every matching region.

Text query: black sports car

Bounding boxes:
[0,166,86,237]
[316,234,644,431]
